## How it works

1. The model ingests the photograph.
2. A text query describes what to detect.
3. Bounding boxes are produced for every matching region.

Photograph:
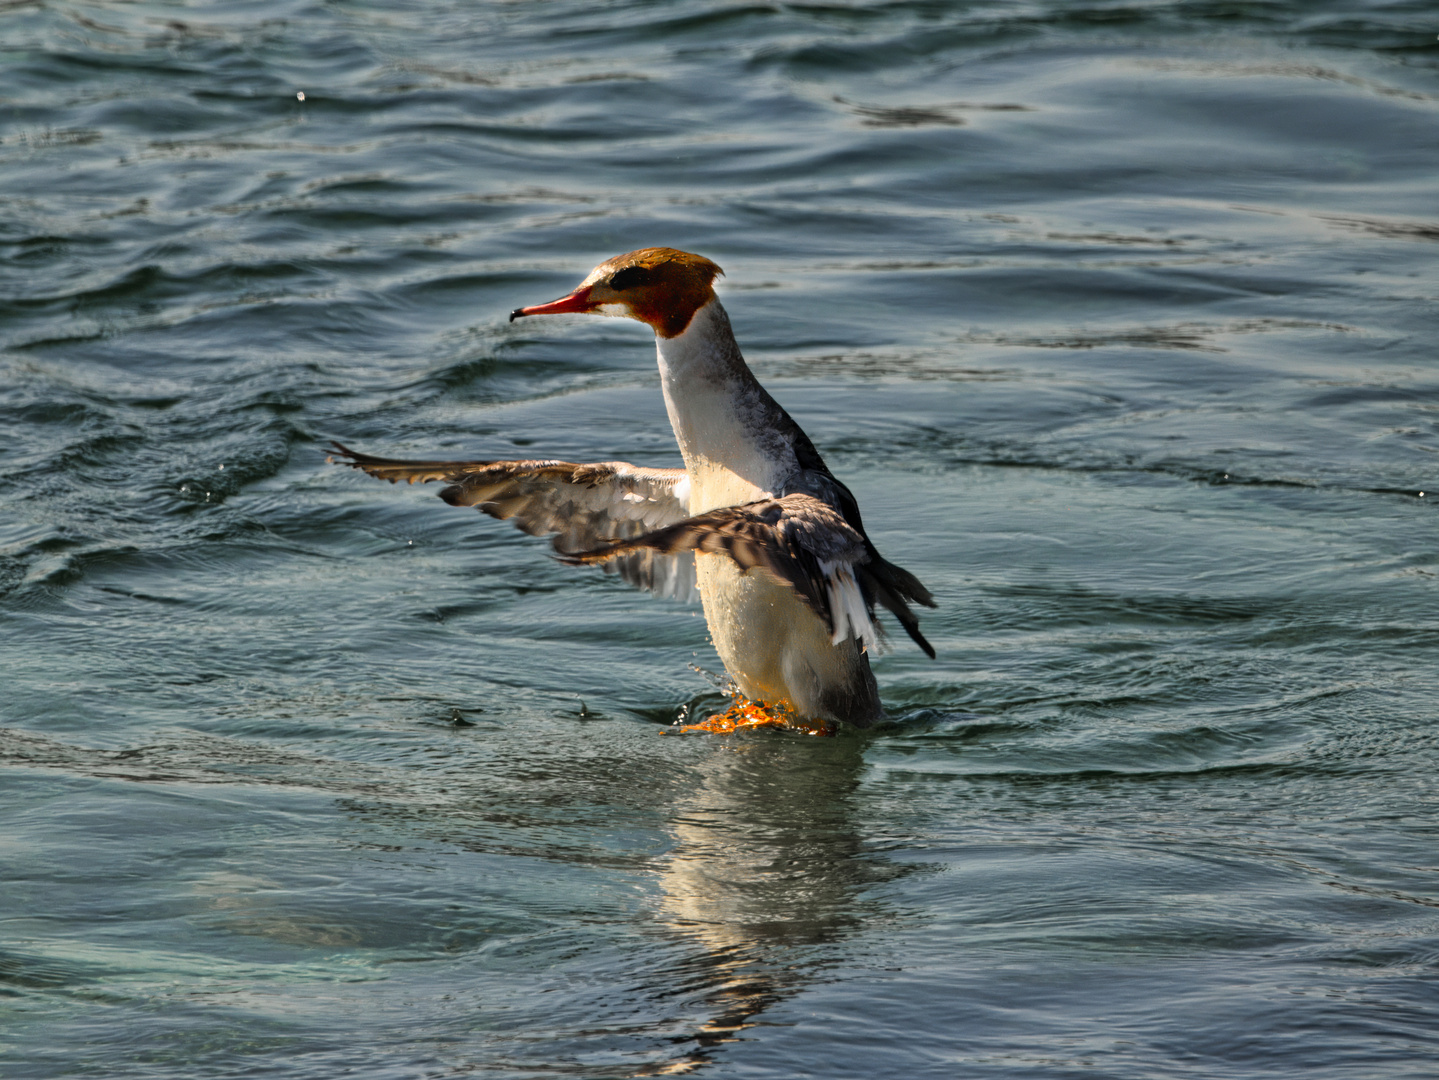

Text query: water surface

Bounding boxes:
[3,2,1438,1076]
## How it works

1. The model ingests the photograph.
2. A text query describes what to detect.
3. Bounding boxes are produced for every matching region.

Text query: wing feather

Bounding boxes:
[558,493,935,655]
[328,442,696,602]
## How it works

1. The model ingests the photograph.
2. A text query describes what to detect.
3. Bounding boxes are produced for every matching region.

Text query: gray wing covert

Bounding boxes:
[557,492,936,657]
[328,442,697,602]
[556,493,880,649]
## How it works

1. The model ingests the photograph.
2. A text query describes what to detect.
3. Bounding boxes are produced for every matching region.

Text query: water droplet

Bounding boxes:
[296,91,306,101]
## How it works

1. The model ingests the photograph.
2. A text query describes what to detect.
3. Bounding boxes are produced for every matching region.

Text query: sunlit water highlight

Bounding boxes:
[3,2,1438,1077]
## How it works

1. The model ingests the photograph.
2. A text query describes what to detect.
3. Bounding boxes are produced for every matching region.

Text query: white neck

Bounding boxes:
[654,300,795,513]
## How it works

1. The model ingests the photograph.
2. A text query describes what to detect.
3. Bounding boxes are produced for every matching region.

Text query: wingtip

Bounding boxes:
[549,534,627,567]
[900,615,937,658]
[552,549,606,568]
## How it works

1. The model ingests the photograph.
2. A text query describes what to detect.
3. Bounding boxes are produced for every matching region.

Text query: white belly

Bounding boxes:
[696,553,877,724]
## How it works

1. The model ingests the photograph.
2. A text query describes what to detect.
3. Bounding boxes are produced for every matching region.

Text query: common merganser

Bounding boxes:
[330,248,934,728]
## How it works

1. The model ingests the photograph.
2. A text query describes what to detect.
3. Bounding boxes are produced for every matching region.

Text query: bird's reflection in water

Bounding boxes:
[640,731,894,1074]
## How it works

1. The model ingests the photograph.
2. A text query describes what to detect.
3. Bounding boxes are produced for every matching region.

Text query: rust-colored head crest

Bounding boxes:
[510,247,724,339]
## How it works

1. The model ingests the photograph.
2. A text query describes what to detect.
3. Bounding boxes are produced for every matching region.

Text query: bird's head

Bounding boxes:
[509,247,724,339]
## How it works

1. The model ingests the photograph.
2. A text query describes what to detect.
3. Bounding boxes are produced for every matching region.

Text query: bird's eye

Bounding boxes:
[608,265,651,291]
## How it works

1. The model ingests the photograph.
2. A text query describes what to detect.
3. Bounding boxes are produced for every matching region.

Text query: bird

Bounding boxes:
[329,247,935,730]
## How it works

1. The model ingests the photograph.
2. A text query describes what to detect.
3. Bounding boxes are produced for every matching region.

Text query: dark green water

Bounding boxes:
[3,2,1438,1076]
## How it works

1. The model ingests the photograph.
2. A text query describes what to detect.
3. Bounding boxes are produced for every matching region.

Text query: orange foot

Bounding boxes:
[672,696,836,737]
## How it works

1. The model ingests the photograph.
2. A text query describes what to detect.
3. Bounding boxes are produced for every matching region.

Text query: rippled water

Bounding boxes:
[4,2,1438,1076]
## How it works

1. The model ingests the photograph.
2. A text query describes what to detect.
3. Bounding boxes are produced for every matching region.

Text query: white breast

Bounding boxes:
[654,301,786,513]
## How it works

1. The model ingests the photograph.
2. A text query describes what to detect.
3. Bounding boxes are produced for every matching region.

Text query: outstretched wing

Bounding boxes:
[328,442,697,602]
[558,493,936,657]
